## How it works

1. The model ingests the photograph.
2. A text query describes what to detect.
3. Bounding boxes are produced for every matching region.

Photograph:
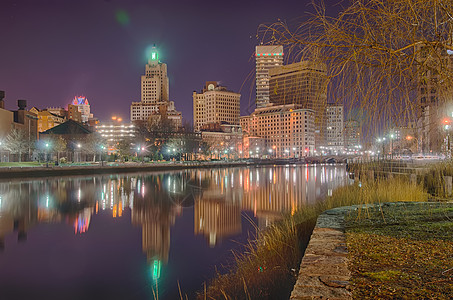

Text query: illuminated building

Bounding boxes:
[269,61,328,148]
[325,104,344,153]
[199,123,243,159]
[70,96,93,123]
[240,104,315,158]
[255,45,284,108]
[414,46,453,154]
[68,104,82,122]
[96,119,136,143]
[193,81,241,132]
[344,120,360,149]
[46,107,67,118]
[0,93,38,162]
[130,46,182,129]
[29,107,66,132]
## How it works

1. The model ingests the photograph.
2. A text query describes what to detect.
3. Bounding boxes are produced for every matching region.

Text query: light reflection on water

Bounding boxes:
[0,165,346,299]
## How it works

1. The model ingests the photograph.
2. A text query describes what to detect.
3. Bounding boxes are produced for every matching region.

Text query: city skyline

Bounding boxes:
[0,0,340,123]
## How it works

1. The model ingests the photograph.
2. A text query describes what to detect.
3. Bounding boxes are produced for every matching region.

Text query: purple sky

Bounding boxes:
[0,0,341,123]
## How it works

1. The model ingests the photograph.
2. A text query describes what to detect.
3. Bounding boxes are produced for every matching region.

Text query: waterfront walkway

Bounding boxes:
[0,160,284,179]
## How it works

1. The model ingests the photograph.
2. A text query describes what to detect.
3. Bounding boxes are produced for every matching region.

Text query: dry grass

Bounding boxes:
[345,202,453,299]
[200,178,428,299]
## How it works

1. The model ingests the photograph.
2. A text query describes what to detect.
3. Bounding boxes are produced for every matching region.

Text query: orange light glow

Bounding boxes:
[117,118,122,122]
[112,116,117,120]
[113,204,117,218]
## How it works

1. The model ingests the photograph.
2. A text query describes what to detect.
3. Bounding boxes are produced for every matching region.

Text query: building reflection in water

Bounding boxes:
[0,165,346,280]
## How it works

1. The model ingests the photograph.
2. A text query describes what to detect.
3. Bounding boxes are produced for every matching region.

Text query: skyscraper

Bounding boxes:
[255,45,283,109]
[193,81,241,132]
[325,104,344,153]
[130,46,182,129]
[269,61,328,148]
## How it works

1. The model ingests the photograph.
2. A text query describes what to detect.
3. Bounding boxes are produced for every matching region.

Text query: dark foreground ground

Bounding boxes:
[345,202,453,299]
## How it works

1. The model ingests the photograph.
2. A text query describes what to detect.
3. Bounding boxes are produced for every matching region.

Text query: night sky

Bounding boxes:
[0,0,341,123]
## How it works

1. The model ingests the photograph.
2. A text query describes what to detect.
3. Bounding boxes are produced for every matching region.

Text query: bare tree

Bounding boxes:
[83,134,106,162]
[116,139,133,161]
[260,0,453,139]
[42,134,67,162]
[5,128,28,162]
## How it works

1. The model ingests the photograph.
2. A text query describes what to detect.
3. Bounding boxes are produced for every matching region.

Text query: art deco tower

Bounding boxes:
[130,46,182,128]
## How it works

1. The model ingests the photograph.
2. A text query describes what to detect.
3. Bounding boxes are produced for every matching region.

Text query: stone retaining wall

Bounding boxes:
[290,207,352,299]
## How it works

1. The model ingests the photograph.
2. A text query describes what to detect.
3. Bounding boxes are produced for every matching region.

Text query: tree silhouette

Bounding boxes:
[5,128,28,162]
[260,0,453,140]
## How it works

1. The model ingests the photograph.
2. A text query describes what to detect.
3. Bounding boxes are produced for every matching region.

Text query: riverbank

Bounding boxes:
[0,160,292,179]
[200,178,428,299]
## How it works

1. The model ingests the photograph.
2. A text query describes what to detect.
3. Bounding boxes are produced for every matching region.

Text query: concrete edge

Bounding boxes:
[290,202,448,300]
[290,206,353,300]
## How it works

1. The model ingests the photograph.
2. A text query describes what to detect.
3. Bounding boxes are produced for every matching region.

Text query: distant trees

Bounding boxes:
[83,134,107,162]
[116,139,133,161]
[5,128,28,162]
[41,134,67,162]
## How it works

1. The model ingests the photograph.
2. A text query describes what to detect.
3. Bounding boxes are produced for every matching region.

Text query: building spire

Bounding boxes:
[149,45,158,64]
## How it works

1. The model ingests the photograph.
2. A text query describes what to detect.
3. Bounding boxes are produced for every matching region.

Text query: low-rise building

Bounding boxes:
[29,107,66,132]
[200,123,243,160]
[240,104,315,158]
[96,121,136,143]
[0,92,38,162]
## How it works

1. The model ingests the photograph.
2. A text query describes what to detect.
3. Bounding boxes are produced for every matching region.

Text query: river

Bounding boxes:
[0,164,347,300]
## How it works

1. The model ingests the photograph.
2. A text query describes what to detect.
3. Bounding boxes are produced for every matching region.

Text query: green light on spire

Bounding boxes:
[151,259,161,280]
[151,50,158,60]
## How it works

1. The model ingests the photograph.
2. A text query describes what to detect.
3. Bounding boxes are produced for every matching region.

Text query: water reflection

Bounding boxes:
[0,165,346,298]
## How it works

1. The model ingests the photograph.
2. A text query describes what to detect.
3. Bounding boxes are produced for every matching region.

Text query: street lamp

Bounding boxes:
[406,135,419,154]
[389,134,395,159]
[45,143,49,167]
[443,118,452,157]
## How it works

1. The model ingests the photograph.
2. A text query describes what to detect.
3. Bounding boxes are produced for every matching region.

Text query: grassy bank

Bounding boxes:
[345,202,453,299]
[200,178,428,299]
[0,161,43,167]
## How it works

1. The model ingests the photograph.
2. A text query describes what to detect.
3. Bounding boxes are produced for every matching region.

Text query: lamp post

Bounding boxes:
[45,143,49,167]
[443,118,452,158]
[389,134,395,159]
[77,143,81,162]
[100,145,106,166]
[377,137,386,160]
[406,135,419,155]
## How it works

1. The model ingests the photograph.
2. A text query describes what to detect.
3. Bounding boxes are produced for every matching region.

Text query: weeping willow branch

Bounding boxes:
[259,0,453,141]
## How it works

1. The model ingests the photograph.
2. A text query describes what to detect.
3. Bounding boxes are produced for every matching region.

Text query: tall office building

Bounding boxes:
[130,46,182,129]
[325,104,344,153]
[344,120,361,149]
[269,61,328,147]
[255,45,283,109]
[193,81,241,132]
[415,46,453,154]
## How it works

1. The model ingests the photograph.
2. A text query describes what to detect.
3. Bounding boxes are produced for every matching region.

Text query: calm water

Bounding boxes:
[0,165,347,300]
